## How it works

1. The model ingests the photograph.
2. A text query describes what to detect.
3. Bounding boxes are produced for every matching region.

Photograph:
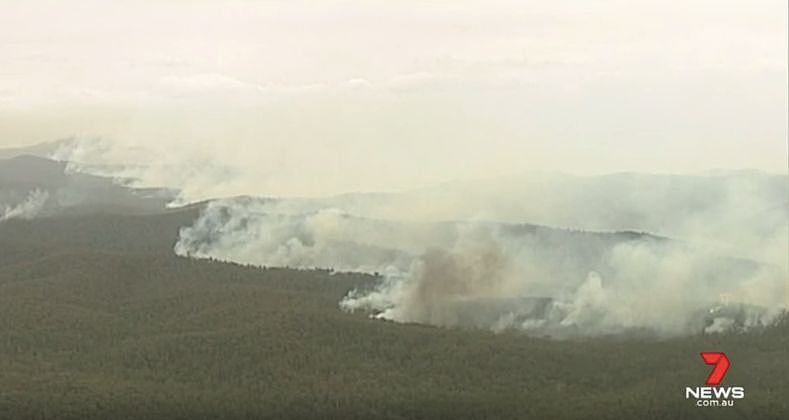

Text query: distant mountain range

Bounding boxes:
[0,139,68,160]
[0,154,176,216]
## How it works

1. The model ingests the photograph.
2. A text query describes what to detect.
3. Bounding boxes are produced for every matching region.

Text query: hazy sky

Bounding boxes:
[0,0,786,195]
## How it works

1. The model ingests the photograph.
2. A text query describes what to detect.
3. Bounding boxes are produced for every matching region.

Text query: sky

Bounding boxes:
[0,0,786,196]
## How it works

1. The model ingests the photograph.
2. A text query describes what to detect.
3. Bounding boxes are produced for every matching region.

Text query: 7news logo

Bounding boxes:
[685,352,745,407]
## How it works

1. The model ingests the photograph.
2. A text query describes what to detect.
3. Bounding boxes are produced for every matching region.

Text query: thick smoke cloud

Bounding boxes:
[173,173,787,337]
[175,198,450,273]
[49,136,789,337]
[2,0,785,339]
[345,223,786,337]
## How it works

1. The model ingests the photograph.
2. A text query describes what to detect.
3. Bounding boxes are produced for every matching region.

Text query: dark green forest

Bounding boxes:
[0,210,787,420]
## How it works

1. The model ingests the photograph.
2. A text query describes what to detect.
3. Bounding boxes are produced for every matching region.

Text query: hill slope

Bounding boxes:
[0,155,175,216]
[0,212,787,419]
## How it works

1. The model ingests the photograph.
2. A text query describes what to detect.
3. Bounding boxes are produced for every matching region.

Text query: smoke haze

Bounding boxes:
[170,173,787,337]
[3,1,786,197]
[2,1,786,338]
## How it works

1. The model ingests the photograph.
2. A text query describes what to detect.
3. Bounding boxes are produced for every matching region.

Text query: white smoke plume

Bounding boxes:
[172,173,788,337]
[339,223,786,337]
[51,137,238,207]
[0,189,50,222]
[46,137,789,337]
[174,197,452,272]
[3,0,783,339]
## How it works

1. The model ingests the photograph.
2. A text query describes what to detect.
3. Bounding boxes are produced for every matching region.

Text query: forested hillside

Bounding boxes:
[0,211,786,419]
